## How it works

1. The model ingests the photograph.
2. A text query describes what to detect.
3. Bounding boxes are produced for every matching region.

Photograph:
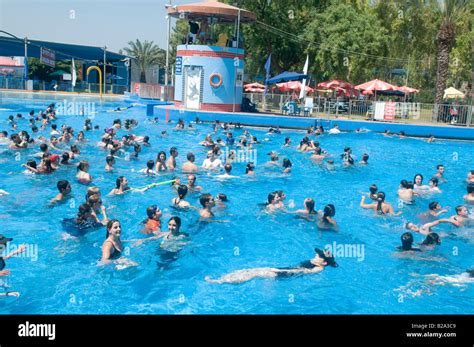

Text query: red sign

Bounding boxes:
[384,101,396,121]
[40,47,56,68]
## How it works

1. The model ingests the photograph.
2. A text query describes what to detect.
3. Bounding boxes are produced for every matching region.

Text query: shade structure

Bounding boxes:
[267,71,309,85]
[355,79,398,92]
[443,87,465,99]
[397,85,419,94]
[317,79,352,90]
[167,0,256,23]
[244,82,265,91]
[276,81,314,94]
[0,57,22,67]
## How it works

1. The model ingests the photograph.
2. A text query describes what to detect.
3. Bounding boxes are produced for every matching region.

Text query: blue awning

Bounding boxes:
[267,71,309,84]
[0,36,128,62]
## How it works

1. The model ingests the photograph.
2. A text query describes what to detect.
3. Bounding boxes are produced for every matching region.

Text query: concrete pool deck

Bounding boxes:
[151,105,474,141]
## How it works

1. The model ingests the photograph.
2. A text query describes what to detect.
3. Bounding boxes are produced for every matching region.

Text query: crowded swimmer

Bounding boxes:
[205,248,337,284]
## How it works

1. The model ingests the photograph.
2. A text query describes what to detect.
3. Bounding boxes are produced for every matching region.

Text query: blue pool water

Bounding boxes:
[0,92,473,314]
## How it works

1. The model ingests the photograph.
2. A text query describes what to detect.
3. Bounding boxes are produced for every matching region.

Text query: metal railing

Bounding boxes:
[0,77,129,95]
[243,93,474,127]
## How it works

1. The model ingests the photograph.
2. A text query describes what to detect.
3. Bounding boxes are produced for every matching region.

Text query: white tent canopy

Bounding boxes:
[443,87,465,99]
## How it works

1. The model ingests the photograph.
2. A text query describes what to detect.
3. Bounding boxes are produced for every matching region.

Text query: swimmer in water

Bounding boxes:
[464,183,474,203]
[202,150,223,170]
[0,235,27,297]
[216,163,238,179]
[310,147,325,163]
[199,193,217,219]
[182,153,198,173]
[317,204,338,231]
[359,153,369,165]
[282,158,292,173]
[422,201,448,220]
[467,170,474,183]
[433,164,447,183]
[166,147,178,171]
[283,137,291,147]
[405,217,458,236]
[108,176,152,196]
[428,177,442,194]
[397,232,421,252]
[246,162,255,176]
[427,135,435,143]
[76,160,93,184]
[139,160,158,176]
[101,220,126,263]
[266,191,284,212]
[360,192,402,216]
[341,147,354,166]
[295,198,317,215]
[143,205,163,234]
[413,174,429,193]
[172,185,191,209]
[325,159,335,171]
[205,248,337,284]
[266,151,280,166]
[448,205,471,227]
[187,174,203,192]
[105,155,115,172]
[398,180,415,203]
[50,180,72,205]
[155,151,168,172]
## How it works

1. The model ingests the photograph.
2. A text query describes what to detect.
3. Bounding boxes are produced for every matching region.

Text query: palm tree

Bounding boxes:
[434,0,470,104]
[123,39,165,83]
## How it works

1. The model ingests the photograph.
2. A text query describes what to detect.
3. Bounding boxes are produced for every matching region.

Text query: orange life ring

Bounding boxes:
[209,73,223,88]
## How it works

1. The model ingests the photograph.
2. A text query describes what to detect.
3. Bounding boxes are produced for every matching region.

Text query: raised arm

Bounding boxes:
[360,196,375,209]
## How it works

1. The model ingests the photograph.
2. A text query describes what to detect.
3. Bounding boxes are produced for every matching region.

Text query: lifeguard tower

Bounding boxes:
[167,0,256,112]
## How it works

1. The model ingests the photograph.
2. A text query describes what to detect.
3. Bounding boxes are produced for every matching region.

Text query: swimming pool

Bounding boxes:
[0,92,473,314]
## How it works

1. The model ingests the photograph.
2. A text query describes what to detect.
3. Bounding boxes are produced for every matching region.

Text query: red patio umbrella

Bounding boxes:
[397,86,420,94]
[354,79,397,92]
[277,81,314,94]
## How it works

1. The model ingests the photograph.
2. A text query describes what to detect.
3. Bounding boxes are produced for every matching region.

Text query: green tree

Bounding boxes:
[123,39,165,83]
[432,0,471,103]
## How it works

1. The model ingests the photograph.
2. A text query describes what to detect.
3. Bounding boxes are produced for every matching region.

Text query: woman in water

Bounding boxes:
[413,174,429,193]
[310,147,325,163]
[397,232,421,252]
[155,151,168,172]
[76,160,92,184]
[295,198,317,216]
[266,192,285,212]
[172,185,191,209]
[317,204,338,230]
[360,192,402,216]
[205,248,337,284]
[101,220,124,262]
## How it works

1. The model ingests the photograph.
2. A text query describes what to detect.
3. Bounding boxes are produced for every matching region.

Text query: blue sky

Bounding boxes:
[0,0,198,52]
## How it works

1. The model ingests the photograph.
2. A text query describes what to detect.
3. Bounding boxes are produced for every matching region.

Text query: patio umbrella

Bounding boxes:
[397,86,419,94]
[277,81,314,94]
[355,79,398,92]
[244,82,265,92]
[317,79,352,90]
[443,87,465,100]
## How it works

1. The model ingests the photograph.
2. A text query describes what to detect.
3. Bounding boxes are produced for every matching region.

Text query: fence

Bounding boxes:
[0,77,128,95]
[132,82,175,100]
[243,93,474,127]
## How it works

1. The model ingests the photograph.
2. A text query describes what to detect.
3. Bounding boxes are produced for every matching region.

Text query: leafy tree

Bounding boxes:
[122,39,165,83]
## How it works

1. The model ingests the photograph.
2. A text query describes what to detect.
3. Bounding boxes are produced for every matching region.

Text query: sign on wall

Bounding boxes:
[176,56,183,76]
[40,47,56,67]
